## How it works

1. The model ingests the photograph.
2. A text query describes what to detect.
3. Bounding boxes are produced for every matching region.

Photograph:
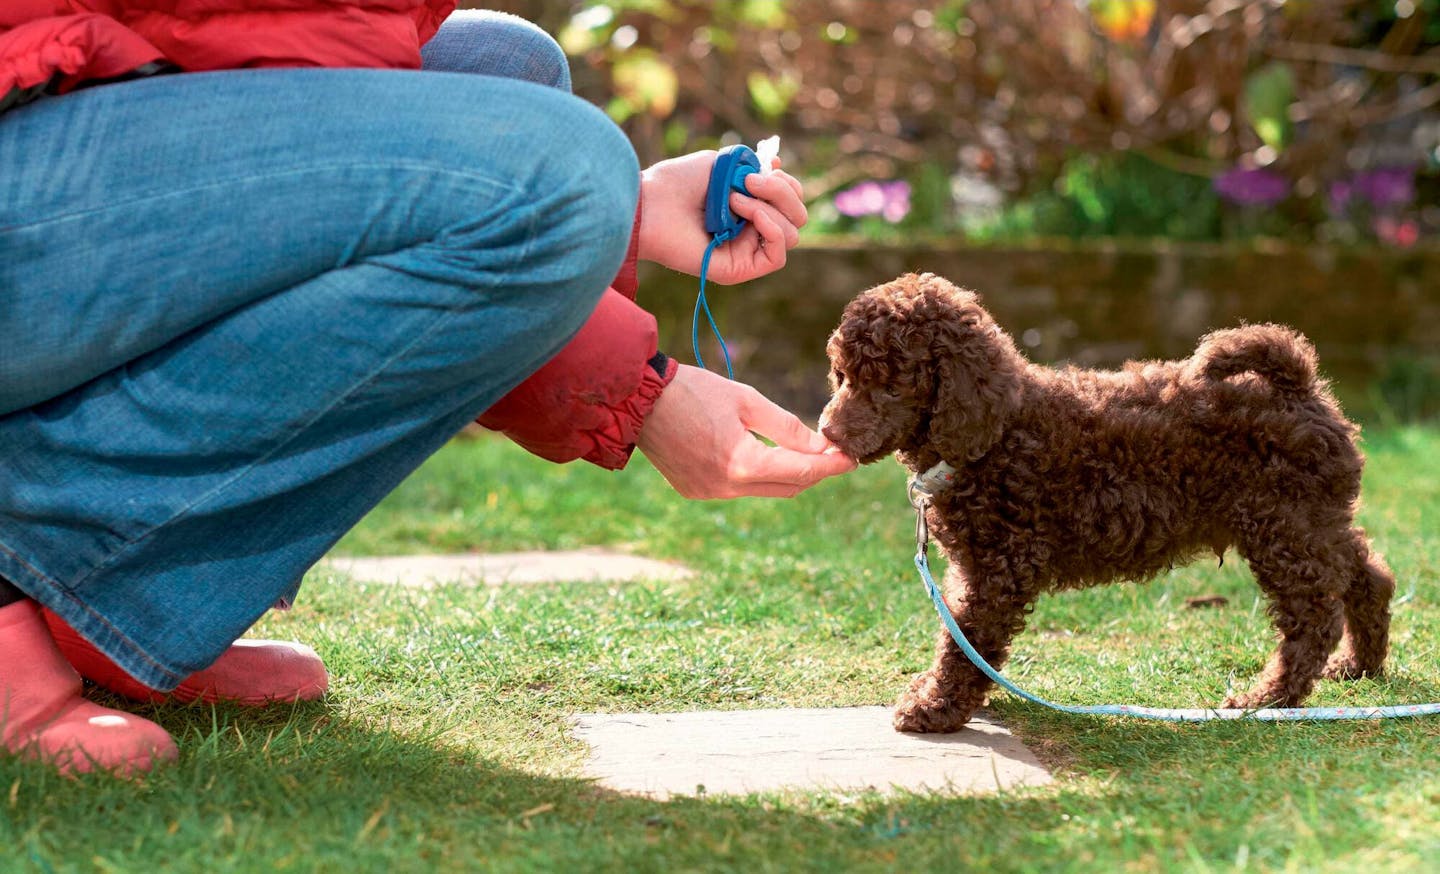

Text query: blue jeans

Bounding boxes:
[0,14,638,689]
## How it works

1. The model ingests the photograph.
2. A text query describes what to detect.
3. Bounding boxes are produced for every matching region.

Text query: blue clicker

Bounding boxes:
[694,144,764,380]
[704,144,762,242]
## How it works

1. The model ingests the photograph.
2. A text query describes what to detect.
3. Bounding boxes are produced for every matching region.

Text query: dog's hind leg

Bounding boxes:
[1322,527,1394,681]
[1225,525,1349,709]
[893,562,1032,733]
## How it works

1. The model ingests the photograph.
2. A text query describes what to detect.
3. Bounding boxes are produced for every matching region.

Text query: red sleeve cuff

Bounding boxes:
[476,289,676,470]
[580,353,678,469]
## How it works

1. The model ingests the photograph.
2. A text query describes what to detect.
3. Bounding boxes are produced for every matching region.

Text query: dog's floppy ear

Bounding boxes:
[923,295,1024,463]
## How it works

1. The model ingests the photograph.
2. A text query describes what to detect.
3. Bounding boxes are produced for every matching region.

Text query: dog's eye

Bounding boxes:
[831,369,847,388]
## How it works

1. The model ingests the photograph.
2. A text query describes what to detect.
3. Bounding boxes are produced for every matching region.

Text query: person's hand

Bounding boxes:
[636,364,856,499]
[637,150,808,285]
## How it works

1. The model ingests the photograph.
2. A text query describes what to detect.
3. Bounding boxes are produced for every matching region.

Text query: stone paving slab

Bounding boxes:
[570,706,1052,799]
[328,549,694,588]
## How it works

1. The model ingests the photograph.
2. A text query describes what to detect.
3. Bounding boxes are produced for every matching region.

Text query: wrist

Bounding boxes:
[636,167,660,264]
[635,360,694,454]
[635,351,680,446]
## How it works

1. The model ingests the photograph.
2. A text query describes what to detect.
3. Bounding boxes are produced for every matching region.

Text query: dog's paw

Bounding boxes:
[1321,653,1381,682]
[1220,687,1292,711]
[892,672,976,733]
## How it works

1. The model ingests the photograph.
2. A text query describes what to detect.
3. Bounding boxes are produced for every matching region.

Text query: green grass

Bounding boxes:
[4,427,1438,872]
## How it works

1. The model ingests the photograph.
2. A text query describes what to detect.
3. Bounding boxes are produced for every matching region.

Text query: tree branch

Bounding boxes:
[1266,41,1440,75]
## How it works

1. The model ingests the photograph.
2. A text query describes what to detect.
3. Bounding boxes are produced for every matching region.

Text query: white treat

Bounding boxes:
[755,135,780,175]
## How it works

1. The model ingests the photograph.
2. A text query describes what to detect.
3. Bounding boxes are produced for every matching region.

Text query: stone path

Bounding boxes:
[571,705,1052,799]
[330,551,1053,797]
[328,549,694,588]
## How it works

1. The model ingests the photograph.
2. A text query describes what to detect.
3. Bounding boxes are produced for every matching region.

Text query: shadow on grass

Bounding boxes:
[2,691,1425,871]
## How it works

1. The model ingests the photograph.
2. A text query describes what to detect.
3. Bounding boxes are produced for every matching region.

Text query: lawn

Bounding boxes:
[2,426,1437,873]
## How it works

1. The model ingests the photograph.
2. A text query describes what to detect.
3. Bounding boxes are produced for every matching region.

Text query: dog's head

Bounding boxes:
[819,273,1024,466]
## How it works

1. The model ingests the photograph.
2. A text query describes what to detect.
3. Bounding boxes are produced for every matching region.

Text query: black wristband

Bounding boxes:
[647,350,671,378]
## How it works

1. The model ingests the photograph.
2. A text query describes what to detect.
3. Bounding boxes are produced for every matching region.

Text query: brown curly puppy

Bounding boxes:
[819,273,1394,733]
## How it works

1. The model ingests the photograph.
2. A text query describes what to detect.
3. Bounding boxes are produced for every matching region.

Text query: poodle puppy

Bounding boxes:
[819,273,1394,732]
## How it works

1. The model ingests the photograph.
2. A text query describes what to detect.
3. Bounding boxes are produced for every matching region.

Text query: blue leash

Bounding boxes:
[909,486,1440,722]
[692,236,734,380]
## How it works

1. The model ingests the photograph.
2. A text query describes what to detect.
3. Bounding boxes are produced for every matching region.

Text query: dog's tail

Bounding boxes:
[1192,324,1318,396]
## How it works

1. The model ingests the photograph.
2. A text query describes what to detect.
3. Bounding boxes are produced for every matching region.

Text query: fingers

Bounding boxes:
[728,482,804,499]
[698,477,804,500]
[763,161,806,205]
[724,387,857,490]
[637,369,856,499]
[726,440,858,491]
[739,173,808,228]
[730,196,800,250]
[759,204,801,251]
[738,385,829,453]
[749,210,788,273]
[773,169,805,203]
[707,204,789,284]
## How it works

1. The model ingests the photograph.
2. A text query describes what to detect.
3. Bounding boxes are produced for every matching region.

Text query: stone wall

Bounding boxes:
[638,240,1440,421]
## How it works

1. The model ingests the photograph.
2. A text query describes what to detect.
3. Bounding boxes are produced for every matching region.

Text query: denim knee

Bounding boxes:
[411,88,638,345]
[422,10,572,91]
[511,93,639,299]
[571,119,641,279]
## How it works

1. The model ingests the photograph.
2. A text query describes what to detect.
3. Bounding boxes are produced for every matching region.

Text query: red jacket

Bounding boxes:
[1,0,675,469]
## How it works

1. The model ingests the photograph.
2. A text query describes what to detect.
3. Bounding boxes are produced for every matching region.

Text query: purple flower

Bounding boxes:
[880,181,911,222]
[834,181,884,217]
[834,180,912,223]
[1213,168,1289,206]
[1353,167,1415,210]
[1329,178,1354,213]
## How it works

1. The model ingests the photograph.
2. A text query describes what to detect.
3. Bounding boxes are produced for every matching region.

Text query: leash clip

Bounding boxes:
[910,460,957,552]
[913,497,930,551]
[907,461,956,508]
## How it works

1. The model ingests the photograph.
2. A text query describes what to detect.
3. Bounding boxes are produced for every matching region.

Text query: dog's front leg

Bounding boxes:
[893,562,1032,733]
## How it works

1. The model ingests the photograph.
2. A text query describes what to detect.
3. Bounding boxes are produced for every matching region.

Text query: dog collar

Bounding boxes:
[907,461,957,508]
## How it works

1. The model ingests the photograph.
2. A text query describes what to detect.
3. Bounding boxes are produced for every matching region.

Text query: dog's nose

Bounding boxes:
[820,423,845,446]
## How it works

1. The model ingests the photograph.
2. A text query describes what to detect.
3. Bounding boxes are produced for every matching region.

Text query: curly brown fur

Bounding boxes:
[820,273,1394,732]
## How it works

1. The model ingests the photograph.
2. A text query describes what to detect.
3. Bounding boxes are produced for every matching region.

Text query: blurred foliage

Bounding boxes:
[473,0,1440,245]
[1370,352,1440,424]
[963,152,1226,241]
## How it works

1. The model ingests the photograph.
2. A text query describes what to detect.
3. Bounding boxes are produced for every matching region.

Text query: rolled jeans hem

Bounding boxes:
[0,550,186,688]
